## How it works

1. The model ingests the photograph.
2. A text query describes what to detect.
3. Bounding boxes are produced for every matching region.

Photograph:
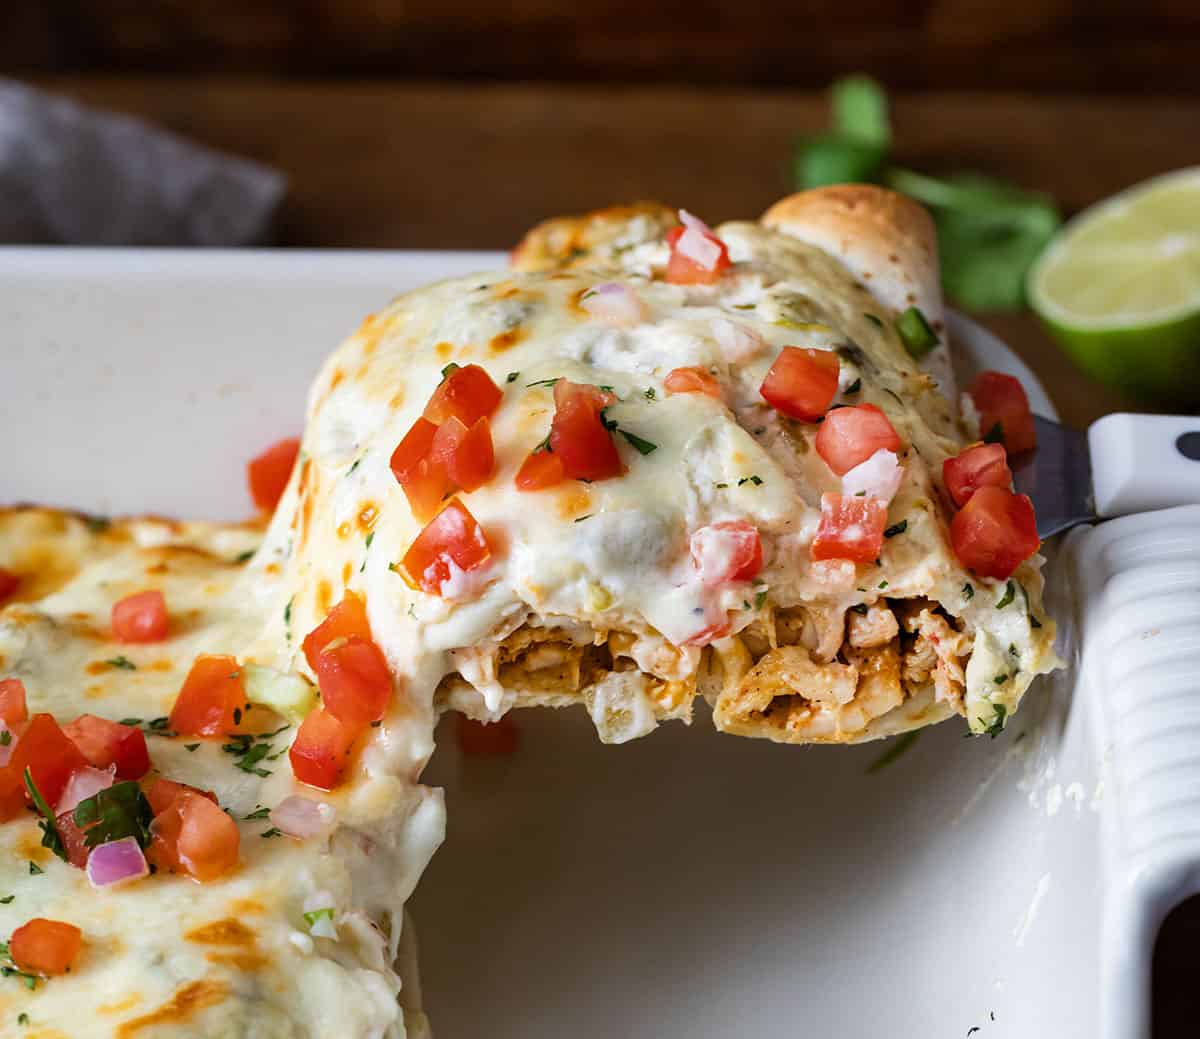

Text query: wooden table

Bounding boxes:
[29,79,1200,1031]
[40,80,1200,428]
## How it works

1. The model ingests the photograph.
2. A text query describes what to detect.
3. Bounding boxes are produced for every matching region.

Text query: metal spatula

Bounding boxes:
[1014,413,1200,538]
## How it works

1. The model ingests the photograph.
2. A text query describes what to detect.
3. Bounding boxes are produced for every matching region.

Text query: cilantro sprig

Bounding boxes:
[795,76,1061,312]
[73,781,154,851]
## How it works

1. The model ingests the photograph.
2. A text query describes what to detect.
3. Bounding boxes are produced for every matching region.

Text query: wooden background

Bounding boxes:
[5,2,1200,1034]
[5,1,1200,92]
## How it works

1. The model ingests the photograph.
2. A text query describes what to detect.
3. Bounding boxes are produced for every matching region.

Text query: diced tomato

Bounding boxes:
[690,521,763,586]
[400,499,493,597]
[0,568,19,604]
[760,347,840,422]
[302,592,373,672]
[515,449,566,491]
[949,486,1040,580]
[6,713,89,815]
[111,589,169,644]
[682,618,732,647]
[811,493,889,563]
[0,678,28,727]
[168,655,247,737]
[289,707,363,791]
[664,366,722,398]
[390,417,451,522]
[145,777,218,817]
[815,403,903,476]
[430,416,496,493]
[969,371,1037,455]
[62,715,150,781]
[149,790,239,883]
[247,436,301,513]
[313,637,392,726]
[424,364,503,427]
[665,222,732,285]
[943,443,1013,508]
[56,810,92,868]
[549,380,623,482]
[0,770,22,822]
[10,918,82,976]
[457,714,520,755]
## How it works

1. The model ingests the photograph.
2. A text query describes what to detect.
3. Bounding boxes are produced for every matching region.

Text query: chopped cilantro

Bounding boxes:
[1016,581,1043,629]
[184,743,200,752]
[878,580,889,589]
[982,703,1008,738]
[715,482,728,489]
[849,603,869,615]
[963,583,974,600]
[105,655,136,671]
[993,672,1010,685]
[0,896,12,905]
[27,863,42,876]
[440,362,461,379]
[119,717,142,727]
[73,781,154,850]
[506,371,520,383]
[233,549,256,564]
[284,598,293,640]
[303,907,335,927]
[643,387,657,401]
[85,514,111,534]
[347,457,362,475]
[738,475,764,486]
[18,1012,28,1025]
[863,313,883,329]
[754,590,768,610]
[260,827,283,839]
[619,429,658,456]
[844,377,862,395]
[0,732,9,747]
[23,770,65,863]
[866,731,919,773]
[883,388,904,406]
[883,520,907,538]
[996,580,1016,609]
[574,515,592,523]
[526,377,560,388]
[982,422,1005,445]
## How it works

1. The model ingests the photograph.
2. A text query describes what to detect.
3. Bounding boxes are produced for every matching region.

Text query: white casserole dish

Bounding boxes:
[2,247,1193,1039]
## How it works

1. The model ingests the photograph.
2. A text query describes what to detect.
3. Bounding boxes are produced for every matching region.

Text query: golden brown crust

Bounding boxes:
[510,201,678,272]
[761,186,955,395]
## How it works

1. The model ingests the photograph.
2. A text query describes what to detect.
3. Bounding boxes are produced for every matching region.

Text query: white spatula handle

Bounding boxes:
[1089,413,1200,517]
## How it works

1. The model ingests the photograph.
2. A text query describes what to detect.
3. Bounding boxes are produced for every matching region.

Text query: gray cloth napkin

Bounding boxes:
[0,80,285,246]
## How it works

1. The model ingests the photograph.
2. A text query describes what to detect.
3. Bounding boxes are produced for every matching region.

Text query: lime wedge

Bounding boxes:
[1028,168,1200,404]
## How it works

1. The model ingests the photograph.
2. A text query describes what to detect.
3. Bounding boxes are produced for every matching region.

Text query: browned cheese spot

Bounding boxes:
[115,980,229,1037]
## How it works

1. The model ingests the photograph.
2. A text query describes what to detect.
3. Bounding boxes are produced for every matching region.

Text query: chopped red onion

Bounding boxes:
[270,795,337,840]
[675,209,722,270]
[711,317,765,363]
[841,449,903,505]
[86,836,148,888]
[581,282,644,327]
[56,764,116,815]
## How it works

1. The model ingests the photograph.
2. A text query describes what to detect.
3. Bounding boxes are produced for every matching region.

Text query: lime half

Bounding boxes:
[1028,167,1200,405]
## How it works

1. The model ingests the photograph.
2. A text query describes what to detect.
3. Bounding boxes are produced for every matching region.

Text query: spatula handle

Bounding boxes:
[1089,413,1200,517]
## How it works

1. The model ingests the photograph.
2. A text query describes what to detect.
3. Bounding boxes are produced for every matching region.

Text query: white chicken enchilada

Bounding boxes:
[0,186,1058,1036]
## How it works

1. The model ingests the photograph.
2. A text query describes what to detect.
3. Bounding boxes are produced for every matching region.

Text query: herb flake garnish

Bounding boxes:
[0,896,13,905]
[619,429,658,456]
[963,583,974,600]
[849,603,869,615]
[105,655,137,671]
[754,590,768,610]
[506,371,520,383]
[526,377,560,388]
[643,387,657,401]
[738,475,764,486]
[440,362,461,380]
[982,703,1008,738]
[23,770,65,862]
[244,806,270,820]
[260,827,283,839]
[883,520,907,538]
[844,377,862,395]
[574,515,593,523]
[982,422,1005,446]
[73,781,154,850]
[27,862,42,876]
[234,549,256,564]
[866,731,920,773]
[996,580,1017,609]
